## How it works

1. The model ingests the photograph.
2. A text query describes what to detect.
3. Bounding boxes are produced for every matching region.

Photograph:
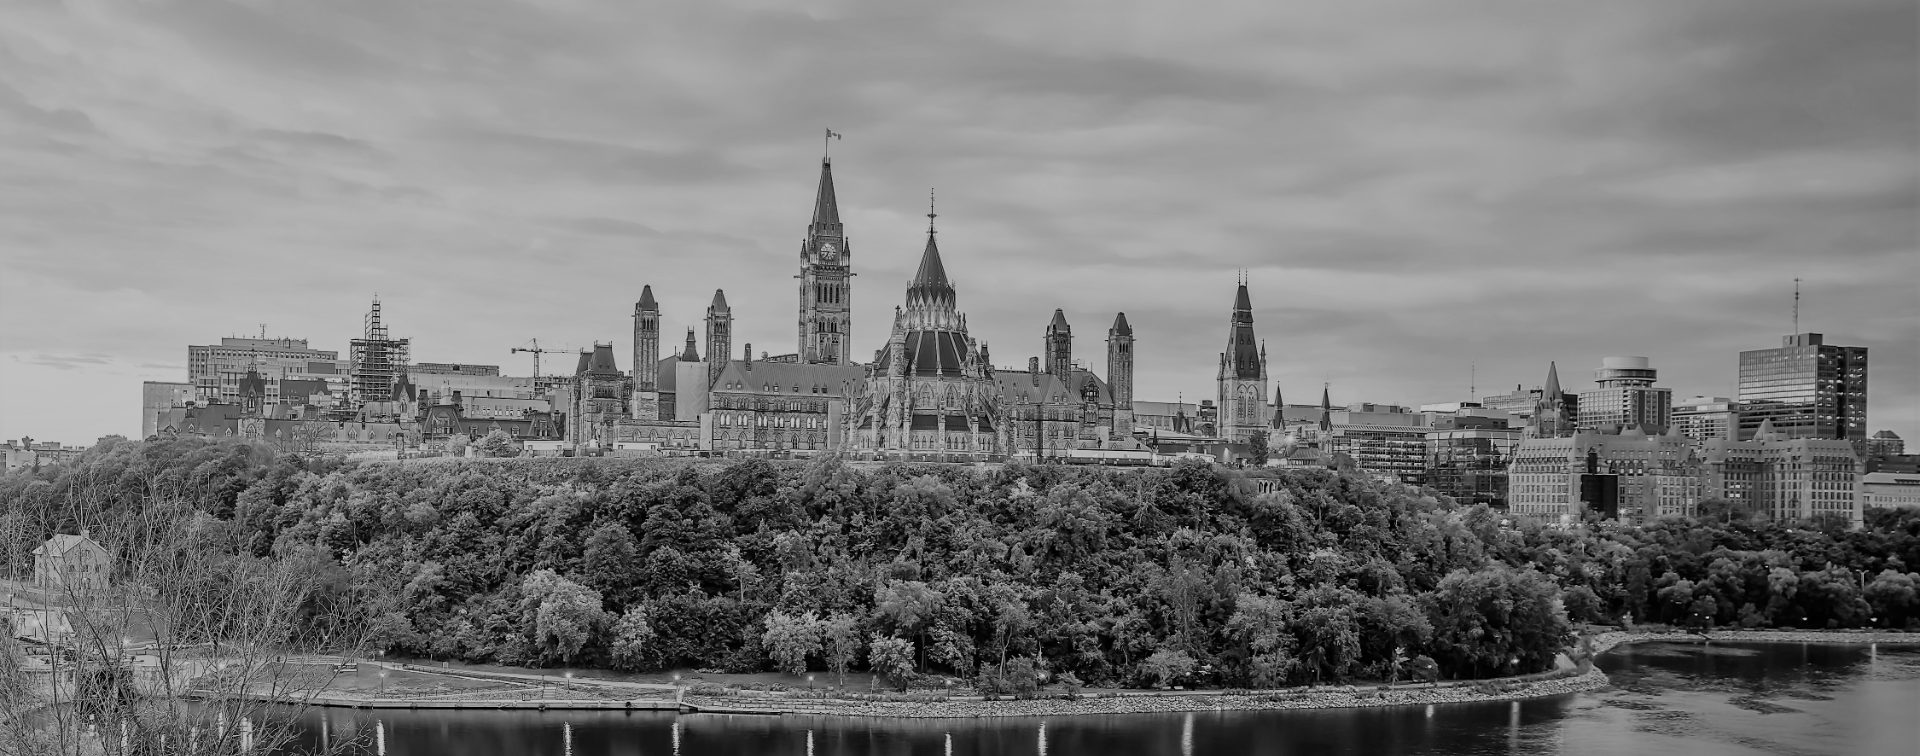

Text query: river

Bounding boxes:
[285,641,1920,755]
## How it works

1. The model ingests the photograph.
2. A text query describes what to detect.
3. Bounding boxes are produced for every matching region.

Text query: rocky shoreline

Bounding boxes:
[682,628,1915,719]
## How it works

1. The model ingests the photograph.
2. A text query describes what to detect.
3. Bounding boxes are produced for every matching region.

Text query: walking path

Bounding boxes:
[264,629,1915,717]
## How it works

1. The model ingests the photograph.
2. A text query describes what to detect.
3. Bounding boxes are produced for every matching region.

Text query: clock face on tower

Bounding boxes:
[819,242,838,264]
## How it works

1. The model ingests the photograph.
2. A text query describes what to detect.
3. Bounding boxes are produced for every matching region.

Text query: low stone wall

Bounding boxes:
[685,668,1609,719]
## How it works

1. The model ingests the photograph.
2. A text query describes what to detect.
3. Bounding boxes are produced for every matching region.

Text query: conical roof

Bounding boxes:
[709,289,730,312]
[913,233,949,288]
[811,159,840,229]
[637,285,657,310]
[1049,309,1070,331]
[1755,417,1778,439]
[1110,312,1131,336]
[680,328,700,361]
[1543,361,1562,399]
[1233,283,1252,313]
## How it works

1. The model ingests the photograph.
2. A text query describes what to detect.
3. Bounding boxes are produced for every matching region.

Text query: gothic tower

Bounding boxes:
[1044,309,1072,383]
[798,159,854,364]
[631,286,661,420]
[705,290,732,389]
[633,286,660,391]
[1529,361,1575,439]
[1107,312,1134,434]
[1216,280,1270,442]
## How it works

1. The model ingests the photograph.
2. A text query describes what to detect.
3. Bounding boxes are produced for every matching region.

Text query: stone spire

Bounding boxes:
[1319,383,1332,433]
[810,158,841,232]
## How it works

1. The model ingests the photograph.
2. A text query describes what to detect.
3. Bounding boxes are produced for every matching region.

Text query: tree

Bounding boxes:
[476,429,518,457]
[1421,565,1572,679]
[873,580,942,670]
[820,613,862,688]
[1140,648,1196,688]
[520,569,609,665]
[1247,431,1269,467]
[1226,592,1296,687]
[868,635,916,691]
[1865,570,1919,628]
[273,421,335,458]
[608,608,656,671]
[580,523,641,605]
[762,610,823,676]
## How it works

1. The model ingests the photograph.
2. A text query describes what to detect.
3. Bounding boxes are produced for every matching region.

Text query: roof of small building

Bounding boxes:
[31,533,105,557]
[992,368,1113,407]
[710,360,865,396]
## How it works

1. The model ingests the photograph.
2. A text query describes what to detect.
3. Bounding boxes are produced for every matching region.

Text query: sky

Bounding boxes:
[1,0,1915,445]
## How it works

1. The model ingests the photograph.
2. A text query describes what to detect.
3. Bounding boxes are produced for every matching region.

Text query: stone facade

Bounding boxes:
[708,355,865,452]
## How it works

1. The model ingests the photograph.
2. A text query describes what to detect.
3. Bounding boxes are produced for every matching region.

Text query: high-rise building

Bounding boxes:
[705,290,733,390]
[1577,356,1672,433]
[188,337,339,405]
[1671,396,1738,441]
[1698,419,1862,525]
[1107,313,1135,434]
[1426,414,1521,508]
[349,299,410,407]
[797,159,854,365]
[1737,333,1868,443]
[1215,281,1269,443]
[410,363,500,377]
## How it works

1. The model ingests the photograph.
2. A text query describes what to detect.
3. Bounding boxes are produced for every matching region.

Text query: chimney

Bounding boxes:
[80,528,90,540]
[1029,357,1040,386]
[743,343,753,370]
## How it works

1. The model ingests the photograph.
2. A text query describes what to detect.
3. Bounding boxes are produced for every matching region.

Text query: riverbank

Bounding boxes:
[258,628,1915,719]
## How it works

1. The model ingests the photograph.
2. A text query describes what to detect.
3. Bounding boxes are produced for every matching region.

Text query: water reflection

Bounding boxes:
[275,643,1917,756]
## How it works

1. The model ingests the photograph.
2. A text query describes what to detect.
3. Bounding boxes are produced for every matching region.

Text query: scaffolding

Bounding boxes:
[350,298,410,407]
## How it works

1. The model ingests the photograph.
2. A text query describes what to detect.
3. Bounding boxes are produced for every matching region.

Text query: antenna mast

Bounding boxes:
[1792,278,1801,334]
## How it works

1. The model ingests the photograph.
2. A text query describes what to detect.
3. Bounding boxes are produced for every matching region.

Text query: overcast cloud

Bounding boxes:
[1,0,1915,443]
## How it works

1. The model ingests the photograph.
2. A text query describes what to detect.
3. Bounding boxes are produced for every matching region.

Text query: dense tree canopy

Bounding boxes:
[5,436,1917,690]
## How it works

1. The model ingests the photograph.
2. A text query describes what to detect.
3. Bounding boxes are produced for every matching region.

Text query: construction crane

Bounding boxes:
[510,339,564,379]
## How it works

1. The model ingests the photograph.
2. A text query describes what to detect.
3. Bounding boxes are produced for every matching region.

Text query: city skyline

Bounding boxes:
[3,0,1916,445]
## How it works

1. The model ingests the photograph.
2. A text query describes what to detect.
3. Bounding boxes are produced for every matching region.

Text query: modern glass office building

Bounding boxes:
[1736,333,1868,443]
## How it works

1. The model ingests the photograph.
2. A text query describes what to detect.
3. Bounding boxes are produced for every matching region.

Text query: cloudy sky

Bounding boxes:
[2,0,1915,444]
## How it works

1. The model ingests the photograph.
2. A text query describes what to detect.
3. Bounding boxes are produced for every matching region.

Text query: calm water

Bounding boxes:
[286,642,1920,755]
